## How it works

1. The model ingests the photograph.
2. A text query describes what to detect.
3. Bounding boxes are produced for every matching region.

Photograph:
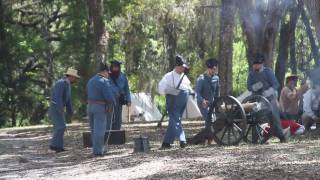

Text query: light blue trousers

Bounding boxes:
[163,91,188,144]
[197,102,211,128]
[88,104,111,155]
[49,104,66,149]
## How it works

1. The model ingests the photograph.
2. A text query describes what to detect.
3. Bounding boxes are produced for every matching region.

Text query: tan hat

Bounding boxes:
[65,68,80,78]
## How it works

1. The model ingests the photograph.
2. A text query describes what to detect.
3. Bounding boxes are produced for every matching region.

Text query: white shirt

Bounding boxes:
[303,89,320,118]
[158,70,192,95]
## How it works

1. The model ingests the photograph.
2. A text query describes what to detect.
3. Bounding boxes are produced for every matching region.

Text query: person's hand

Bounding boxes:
[252,82,263,92]
[202,100,209,108]
[300,77,307,85]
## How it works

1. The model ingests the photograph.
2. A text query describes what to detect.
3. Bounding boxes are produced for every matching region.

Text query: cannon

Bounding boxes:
[205,95,274,146]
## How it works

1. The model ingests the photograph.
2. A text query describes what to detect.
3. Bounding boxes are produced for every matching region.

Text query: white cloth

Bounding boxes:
[252,82,263,92]
[158,70,192,96]
[303,89,320,119]
[263,87,277,98]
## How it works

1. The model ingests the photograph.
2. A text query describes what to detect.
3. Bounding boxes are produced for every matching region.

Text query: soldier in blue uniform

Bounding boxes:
[87,63,116,156]
[196,58,220,128]
[49,68,80,153]
[158,55,193,149]
[247,53,289,143]
[109,60,131,130]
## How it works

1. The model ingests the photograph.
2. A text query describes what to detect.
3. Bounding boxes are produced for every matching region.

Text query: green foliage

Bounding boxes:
[232,23,248,96]
[1,0,319,128]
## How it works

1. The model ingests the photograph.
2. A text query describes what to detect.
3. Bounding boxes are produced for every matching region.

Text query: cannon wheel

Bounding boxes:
[242,95,274,144]
[209,96,247,146]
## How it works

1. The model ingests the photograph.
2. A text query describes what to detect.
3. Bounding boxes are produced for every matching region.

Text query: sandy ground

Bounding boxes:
[1,121,320,180]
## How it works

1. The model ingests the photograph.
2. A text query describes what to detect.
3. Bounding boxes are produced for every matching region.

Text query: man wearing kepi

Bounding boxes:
[49,68,80,153]
[196,58,220,128]
[158,55,193,149]
[87,63,115,156]
[109,60,131,130]
[247,53,289,143]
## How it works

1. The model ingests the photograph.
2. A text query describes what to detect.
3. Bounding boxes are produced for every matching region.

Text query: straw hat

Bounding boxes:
[286,75,298,82]
[65,68,80,78]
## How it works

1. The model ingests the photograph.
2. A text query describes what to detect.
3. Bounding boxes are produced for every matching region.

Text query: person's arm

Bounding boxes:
[103,80,116,105]
[52,81,65,112]
[214,76,220,98]
[123,74,131,104]
[303,91,316,118]
[65,83,73,115]
[266,68,280,90]
[297,84,309,98]
[158,73,169,95]
[195,77,205,103]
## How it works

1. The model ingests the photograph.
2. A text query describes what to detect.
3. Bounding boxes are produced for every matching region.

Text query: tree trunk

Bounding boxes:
[87,0,108,69]
[305,0,320,46]
[219,0,235,95]
[290,26,297,74]
[275,4,301,91]
[78,7,94,117]
[301,1,320,65]
[163,13,178,71]
[238,0,291,68]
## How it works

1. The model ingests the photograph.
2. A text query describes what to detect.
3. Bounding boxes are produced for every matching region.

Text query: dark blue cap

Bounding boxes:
[253,53,265,64]
[206,58,218,68]
[175,55,188,68]
[110,60,122,67]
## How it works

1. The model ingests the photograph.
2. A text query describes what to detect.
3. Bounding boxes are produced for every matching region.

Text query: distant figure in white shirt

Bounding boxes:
[158,55,193,149]
[302,83,320,131]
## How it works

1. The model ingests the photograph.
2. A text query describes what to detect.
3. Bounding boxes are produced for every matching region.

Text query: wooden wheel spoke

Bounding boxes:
[233,123,242,133]
[220,127,228,142]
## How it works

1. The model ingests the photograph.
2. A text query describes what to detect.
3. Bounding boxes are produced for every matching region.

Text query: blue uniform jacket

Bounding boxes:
[50,78,73,114]
[195,74,220,104]
[247,67,280,93]
[109,73,131,103]
[87,74,116,105]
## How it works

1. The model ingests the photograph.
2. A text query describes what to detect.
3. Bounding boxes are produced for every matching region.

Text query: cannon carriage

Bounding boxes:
[207,95,275,146]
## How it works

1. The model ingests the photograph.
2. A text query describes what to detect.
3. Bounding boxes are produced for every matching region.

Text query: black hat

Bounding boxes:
[206,58,218,68]
[175,54,188,68]
[99,62,109,72]
[110,60,122,67]
[252,53,265,64]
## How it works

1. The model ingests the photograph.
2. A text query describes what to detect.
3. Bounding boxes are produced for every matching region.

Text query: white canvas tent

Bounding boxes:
[182,96,202,119]
[122,93,202,122]
[122,93,162,122]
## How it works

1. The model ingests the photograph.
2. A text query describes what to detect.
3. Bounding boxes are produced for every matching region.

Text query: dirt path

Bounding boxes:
[1,121,320,179]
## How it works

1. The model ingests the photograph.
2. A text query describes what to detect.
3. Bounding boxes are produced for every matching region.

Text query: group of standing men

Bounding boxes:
[49,52,320,155]
[49,61,131,156]
[158,53,320,149]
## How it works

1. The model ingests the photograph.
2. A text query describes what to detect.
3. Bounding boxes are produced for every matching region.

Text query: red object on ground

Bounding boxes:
[262,119,302,136]
[281,120,301,134]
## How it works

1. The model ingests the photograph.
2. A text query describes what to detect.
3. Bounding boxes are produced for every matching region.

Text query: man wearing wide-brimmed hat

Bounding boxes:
[279,75,309,120]
[49,68,80,153]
